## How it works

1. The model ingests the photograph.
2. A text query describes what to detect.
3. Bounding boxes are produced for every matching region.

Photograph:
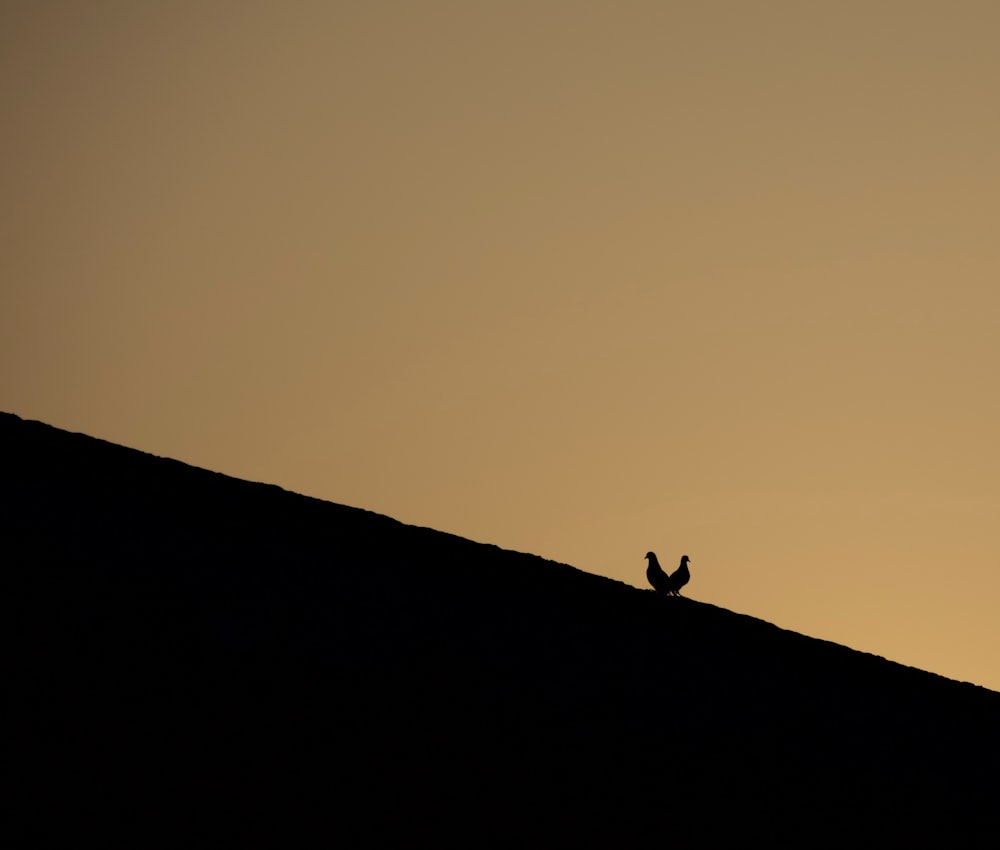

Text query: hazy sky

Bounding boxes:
[4,2,999,690]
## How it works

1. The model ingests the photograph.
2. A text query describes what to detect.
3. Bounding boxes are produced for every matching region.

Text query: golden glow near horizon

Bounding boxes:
[3,3,999,689]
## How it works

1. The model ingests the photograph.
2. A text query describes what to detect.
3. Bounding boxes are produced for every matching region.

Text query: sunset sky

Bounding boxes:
[3,2,999,690]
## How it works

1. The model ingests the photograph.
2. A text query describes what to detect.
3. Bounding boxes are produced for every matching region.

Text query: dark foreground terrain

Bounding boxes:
[5,412,999,845]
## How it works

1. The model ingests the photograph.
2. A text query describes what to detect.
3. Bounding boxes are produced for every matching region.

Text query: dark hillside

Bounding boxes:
[5,412,999,845]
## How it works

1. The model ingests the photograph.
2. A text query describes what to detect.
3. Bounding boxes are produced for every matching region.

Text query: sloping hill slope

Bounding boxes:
[5,412,998,845]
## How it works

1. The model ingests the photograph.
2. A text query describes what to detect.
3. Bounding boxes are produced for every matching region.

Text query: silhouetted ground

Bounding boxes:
[5,411,999,846]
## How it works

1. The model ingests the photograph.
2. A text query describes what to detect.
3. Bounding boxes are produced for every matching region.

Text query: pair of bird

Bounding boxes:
[645,552,691,596]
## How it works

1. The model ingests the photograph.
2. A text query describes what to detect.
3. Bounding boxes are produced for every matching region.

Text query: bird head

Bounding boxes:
[644,551,656,561]
[680,555,691,564]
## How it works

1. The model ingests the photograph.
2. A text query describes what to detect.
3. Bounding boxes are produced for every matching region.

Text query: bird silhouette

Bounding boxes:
[645,552,692,596]
[645,551,671,594]
[668,554,691,595]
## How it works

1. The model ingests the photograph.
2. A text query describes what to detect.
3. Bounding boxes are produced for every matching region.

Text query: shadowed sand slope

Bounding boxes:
[5,411,999,845]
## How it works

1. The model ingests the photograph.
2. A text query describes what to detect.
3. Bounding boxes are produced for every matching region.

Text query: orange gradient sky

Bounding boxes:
[3,2,999,690]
